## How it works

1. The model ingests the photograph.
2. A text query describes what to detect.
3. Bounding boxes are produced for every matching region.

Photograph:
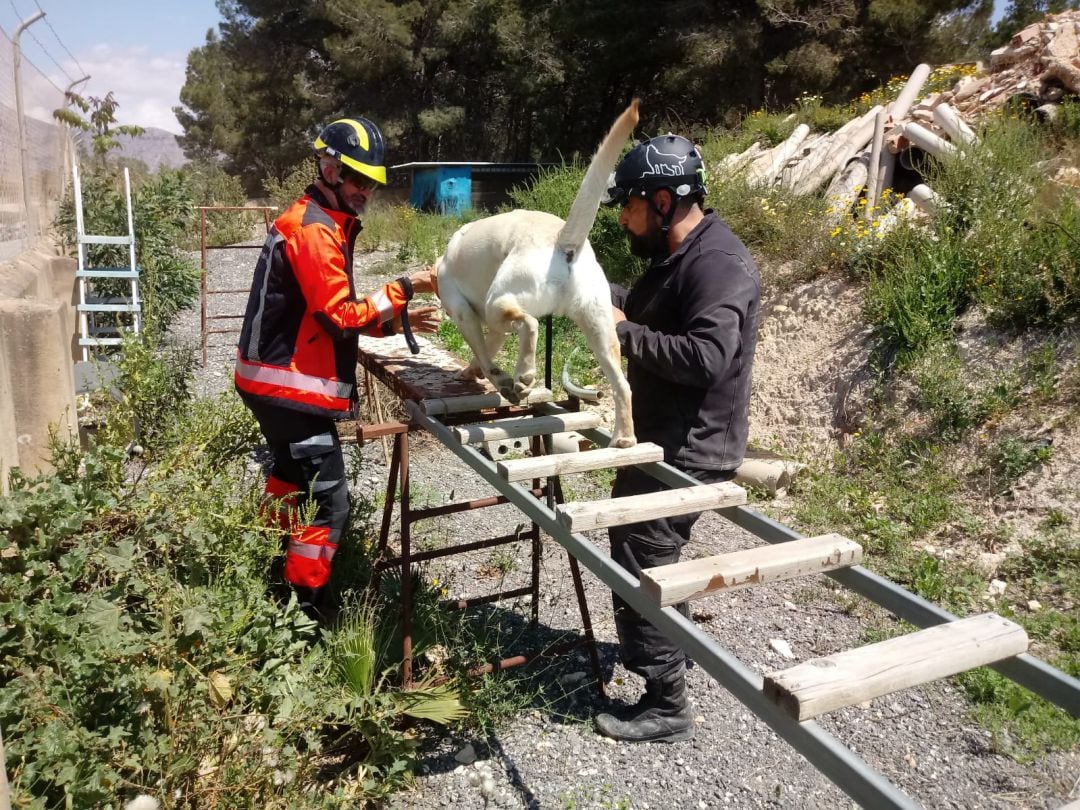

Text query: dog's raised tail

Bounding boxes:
[556,99,640,263]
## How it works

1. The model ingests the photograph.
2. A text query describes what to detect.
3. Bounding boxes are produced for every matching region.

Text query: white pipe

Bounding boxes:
[908,184,941,215]
[792,105,882,197]
[865,109,885,219]
[881,63,932,195]
[824,151,870,223]
[932,103,976,146]
[902,122,958,158]
[761,124,810,187]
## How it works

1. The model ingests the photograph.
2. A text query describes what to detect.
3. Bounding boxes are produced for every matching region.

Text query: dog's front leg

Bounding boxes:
[453,312,511,390]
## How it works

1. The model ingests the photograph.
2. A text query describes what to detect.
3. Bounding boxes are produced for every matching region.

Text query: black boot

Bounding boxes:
[594,673,694,743]
[293,585,327,622]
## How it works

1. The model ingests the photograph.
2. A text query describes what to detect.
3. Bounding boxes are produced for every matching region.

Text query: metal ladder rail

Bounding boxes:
[73,164,139,361]
[406,399,920,810]
[553,405,1080,718]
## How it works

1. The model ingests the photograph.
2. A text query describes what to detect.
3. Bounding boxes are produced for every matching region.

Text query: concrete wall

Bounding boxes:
[0,247,78,491]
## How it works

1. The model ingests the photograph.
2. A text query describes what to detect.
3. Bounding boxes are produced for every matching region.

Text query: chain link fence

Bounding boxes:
[0,25,72,262]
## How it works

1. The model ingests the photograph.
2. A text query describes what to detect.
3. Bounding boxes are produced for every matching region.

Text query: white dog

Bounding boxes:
[435,100,639,448]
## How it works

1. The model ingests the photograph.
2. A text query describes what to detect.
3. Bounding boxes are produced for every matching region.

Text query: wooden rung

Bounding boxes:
[421,387,553,416]
[641,533,862,606]
[453,411,601,444]
[497,441,665,482]
[764,613,1029,721]
[556,481,746,532]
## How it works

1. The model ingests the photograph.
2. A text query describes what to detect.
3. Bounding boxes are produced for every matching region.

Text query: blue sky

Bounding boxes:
[2,0,1011,135]
[1,0,221,133]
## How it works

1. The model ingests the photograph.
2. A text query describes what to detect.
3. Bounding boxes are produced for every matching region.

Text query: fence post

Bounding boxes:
[13,10,46,242]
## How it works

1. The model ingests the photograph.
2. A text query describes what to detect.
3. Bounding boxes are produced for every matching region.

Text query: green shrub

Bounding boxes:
[183,161,260,247]
[263,163,312,213]
[860,227,973,362]
[0,341,469,807]
[362,204,473,264]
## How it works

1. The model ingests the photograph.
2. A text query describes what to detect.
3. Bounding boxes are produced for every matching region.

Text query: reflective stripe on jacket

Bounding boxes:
[235,184,413,418]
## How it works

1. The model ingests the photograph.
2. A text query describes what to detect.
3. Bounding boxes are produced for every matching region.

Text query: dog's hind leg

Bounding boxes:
[487,295,536,403]
[580,314,636,448]
[510,311,539,401]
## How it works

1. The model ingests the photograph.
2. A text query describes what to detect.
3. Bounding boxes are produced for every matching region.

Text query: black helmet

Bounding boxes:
[313,117,387,186]
[602,134,708,207]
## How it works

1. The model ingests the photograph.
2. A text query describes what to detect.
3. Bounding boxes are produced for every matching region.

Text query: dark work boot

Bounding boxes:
[293,585,327,623]
[594,673,694,743]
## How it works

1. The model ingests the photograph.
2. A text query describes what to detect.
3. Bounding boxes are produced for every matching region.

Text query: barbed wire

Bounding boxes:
[6,0,86,89]
[34,0,87,81]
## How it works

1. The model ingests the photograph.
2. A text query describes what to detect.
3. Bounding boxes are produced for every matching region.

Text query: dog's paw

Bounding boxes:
[610,434,637,449]
[455,363,485,381]
[497,380,521,404]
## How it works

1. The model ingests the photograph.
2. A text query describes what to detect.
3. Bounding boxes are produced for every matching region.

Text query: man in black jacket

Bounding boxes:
[595,134,761,743]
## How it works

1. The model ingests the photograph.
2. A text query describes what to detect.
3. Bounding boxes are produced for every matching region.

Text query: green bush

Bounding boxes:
[263,164,312,213]
[183,161,261,248]
[0,340,470,807]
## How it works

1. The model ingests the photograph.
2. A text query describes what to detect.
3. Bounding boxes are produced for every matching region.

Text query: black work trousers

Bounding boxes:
[608,465,734,684]
[244,398,351,589]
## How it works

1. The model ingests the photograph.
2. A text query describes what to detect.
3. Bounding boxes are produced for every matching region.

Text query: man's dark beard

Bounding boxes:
[625,226,668,259]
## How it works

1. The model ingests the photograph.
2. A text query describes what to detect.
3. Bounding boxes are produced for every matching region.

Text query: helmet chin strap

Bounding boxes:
[316,156,357,214]
[647,190,677,237]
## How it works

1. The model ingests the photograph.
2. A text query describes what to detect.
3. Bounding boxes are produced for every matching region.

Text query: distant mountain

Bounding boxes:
[74,127,189,172]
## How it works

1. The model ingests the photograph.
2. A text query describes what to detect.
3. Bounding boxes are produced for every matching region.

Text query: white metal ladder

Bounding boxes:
[74,163,141,362]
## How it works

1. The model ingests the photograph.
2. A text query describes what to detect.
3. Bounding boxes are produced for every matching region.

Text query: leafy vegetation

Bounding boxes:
[54,91,145,169]
[0,337,489,806]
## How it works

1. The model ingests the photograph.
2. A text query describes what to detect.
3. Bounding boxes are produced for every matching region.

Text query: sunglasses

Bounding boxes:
[340,165,379,191]
[602,185,630,208]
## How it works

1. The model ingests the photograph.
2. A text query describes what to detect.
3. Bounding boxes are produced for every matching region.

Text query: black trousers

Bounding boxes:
[608,465,735,683]
[244,398,350,588]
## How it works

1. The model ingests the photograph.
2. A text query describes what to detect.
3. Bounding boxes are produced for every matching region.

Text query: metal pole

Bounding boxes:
[406,401,921,810]
[60,75,90,194]
[14,10,46,242]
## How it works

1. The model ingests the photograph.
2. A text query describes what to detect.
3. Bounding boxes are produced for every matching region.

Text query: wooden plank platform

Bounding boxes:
[497,441,665,482]
[556,481,746,532]
[422,387,553,416]
[641,533,863,606]
[453,411,602,444]
[356,333,500,404]
[764,613,1029,721]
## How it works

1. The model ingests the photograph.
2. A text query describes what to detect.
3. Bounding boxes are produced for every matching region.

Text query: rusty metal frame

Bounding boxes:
[363,413,604,693]
[198,205,275,366]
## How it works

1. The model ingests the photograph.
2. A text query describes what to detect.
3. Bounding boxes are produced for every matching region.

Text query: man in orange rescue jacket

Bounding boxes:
[235,116,438,617]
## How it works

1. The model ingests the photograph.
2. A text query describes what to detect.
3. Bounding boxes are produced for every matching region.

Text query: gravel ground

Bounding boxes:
[170,242,1079,810]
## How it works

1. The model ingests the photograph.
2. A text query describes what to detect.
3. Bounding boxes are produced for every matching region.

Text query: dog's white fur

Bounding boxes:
[436,101,639,448]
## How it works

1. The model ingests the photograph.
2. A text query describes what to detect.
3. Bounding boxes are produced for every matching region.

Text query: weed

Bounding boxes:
[957,667,1080,762]
[983,435,1053,493]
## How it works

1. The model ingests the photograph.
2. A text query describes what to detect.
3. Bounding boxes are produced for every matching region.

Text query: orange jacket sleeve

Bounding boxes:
[288,223,413,339]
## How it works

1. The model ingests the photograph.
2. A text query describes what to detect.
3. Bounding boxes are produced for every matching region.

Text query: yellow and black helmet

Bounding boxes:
[313,117,387,186]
